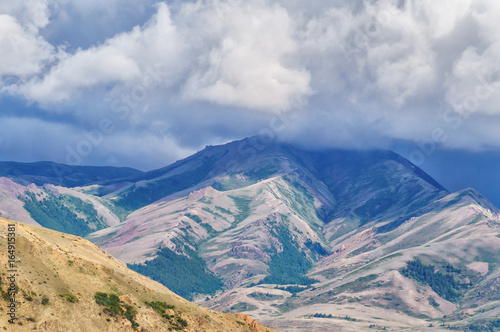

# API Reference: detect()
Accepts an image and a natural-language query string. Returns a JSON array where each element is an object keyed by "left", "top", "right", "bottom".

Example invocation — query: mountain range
[{"left": 1, "top": 136, "right": 499, "bottom": 331}]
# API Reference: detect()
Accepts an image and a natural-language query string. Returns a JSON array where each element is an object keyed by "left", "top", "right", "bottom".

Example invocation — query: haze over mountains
[{"left": 1, "top": 136, "right": 499, "bottom": 331}]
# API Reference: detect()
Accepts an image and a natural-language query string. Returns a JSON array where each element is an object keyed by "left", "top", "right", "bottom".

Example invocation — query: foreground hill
[{"left": 0, "top": 217, "right": 274, "bottom": 331}]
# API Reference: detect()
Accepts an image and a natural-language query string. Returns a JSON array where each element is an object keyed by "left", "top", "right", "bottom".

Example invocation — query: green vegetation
[
  {"left": 99, "top": 199, "right": 130, "bottom": 222},
  {"left": 273, "top": 178, "right": 318, "bottom": 223},
  {"left": 229, "top": 195, "right": 252, "bottom": 224},
  {"left": 144, "top": 301, "right": 187, "bottom": 330},
  {"left": 94, "top": 292, "right": 138, "bottom": 328},
  {"left": 248, "top": 292, "right": 284, "bottom": 301},
  {"left": 230, "top": 302, "right": 258, "bottom": 312},
  {"left": 116, "top": 158, "right": 215, "bottom": 211},
  {"left": 0, "top": 281, "right": 15, "bottom": 302},
  {"left": 463, "top": 319, "right": 500, "bottom": 331},
  {"left": 22, "top": 192, "right": 105, "bottom": 236},
  {"left": 274, "top": 285, "right": 310, "bottom": 294},
  {"left": 59, "top": 293, "right": 79, "bottom": 303},
  {"left": 304, "top": 239, "right": 329, "bottom": 256},
  {"left": 41, "top": 297, "right": 49, "bottom": 305},
  {"left": 144, "top": 301, "right": 175, "bottom": 317},
  {"left": 185, "top": 213, "right": 216, "bottom": 234},
  {"left": 428, "top": 296, "right": 440, "bottom": 308},
  {"left": 312, "top": 313, "right": 356, "bottom": 321},
  {"left": 185, "top": 213, "right": 202, "bottom": 224},
  {"left": 259, "top": 223, "right": 317, "bottom": 286},
  {"left": 128, "top": 244, "right": 222, "bottom": 300},
  {"left": 401, "top": 259, "right": 467, "bottom": 302},
  {"left": 312, "top": 313, "right": 333, "bottom": 318}
]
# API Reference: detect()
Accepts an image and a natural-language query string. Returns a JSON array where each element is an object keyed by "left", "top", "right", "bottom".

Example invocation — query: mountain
[
  {"left": 0, "top": 161, "right": 143, "bottom": 187},
  {"left": 0, "top": 177, "right": 126, "bottom": 237},
  {"left": 0, "top": 161, "right": 144, "bottom": 237},
  {"left": 0, "top": 217, "right": 275, "bottom": 331},
  {"left": 1, "top": 137, "right": 500, "bottom": 331}
]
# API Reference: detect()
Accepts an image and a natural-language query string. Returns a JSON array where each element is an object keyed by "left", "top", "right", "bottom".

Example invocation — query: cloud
[
  {"left": 180, "top": 0, "right": 312, "bottom": 112},
  {"left": 0, "top": 13, "right": 53, "bottom": 79},
  {"left": 15, "top": 3, "right": 185, "bottom": 104},
  {"left": 2, "top": 0, "right": 500, "bottom": 169}
]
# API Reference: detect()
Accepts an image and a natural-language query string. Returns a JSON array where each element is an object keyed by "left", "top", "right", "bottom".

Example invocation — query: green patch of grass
[
  {"left": 273, "top": 178, "right": 318, "bottom": 224},
  {"left": 145, "top": 301, "right": 175, "bottom": 317},
  {"left": 59, "top": 293, "right": 79, "bottom": 303},
  {"left": 229, "top": 196, "right": 252, "bottom": 224},
  {"left": 94, "top": 292, "right": 138, "bottom": 329}
]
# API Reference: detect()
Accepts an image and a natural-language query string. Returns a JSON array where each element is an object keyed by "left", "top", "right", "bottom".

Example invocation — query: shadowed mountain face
[
  {"left": 1, "top": 137, "right": 499, "bottom": 331},
  {"left": 109, "top": 137, "right": 448, "bottom": 219},
  {"left": 0, "top": 161, "right": 143, "bottom": 187}
]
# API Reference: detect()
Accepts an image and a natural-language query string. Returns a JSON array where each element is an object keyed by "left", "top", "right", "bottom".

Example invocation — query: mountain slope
[
  {"left": 0, "top": 217, "right": 274, "bottom": 331},
  {"left": 85, "top": 139, "right": 449, "bottom": 303},
  {"left": 0, "top": 161, "right": 143, "bottom": 187},
  {"left": 106, "top": 138, "right": 447, "bottom": 219},
  {"left": 254, "top": 189, "right": 500, "bottom": 331},
  {"left": 0, "top": 177, "right": 124, "bottom": 236},
  {"left": 84, "top": 138, "right": 500, "bottom": 331}
]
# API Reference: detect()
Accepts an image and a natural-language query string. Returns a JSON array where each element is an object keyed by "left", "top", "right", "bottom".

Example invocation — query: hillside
[{"left": 0, "top": 217, "right": 275, "bottom": 331}]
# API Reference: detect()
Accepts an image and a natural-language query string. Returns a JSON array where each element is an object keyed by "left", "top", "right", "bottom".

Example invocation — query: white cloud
[
  {"left": 180, "top": 0, "right": 311, "bottom": 112},
  {"left": 16, "top": 3, "right": 185, "bottom": 104},
  {"left": 0, "top": 13, "right": 53, "bottom": 79},
  {"left": 0, "top": 0, "right": 51, "bottom": 30}
]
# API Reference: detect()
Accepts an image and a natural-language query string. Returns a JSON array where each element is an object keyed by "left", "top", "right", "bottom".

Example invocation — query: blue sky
[{"left": 0, "top": 0, "right": 499, "bottom": 206}]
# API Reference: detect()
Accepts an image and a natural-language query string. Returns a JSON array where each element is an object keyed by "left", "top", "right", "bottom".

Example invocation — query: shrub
[{"left": 60, "top": 293, "right": 79, "bottom": 303}]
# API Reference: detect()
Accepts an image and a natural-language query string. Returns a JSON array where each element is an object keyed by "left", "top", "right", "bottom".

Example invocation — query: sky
[{"left": 0, "top": 0, "right": 499, "bottom": 205}]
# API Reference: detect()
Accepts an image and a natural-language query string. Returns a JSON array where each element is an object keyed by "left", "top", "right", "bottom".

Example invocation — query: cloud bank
[{"left": 1, "top": 0, "right": 500, "bottom": 169}]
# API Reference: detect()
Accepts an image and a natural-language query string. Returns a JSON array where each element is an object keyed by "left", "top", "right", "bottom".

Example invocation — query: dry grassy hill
[{"left": 0, "top": 217, "right": 276, "bottom": 332}]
